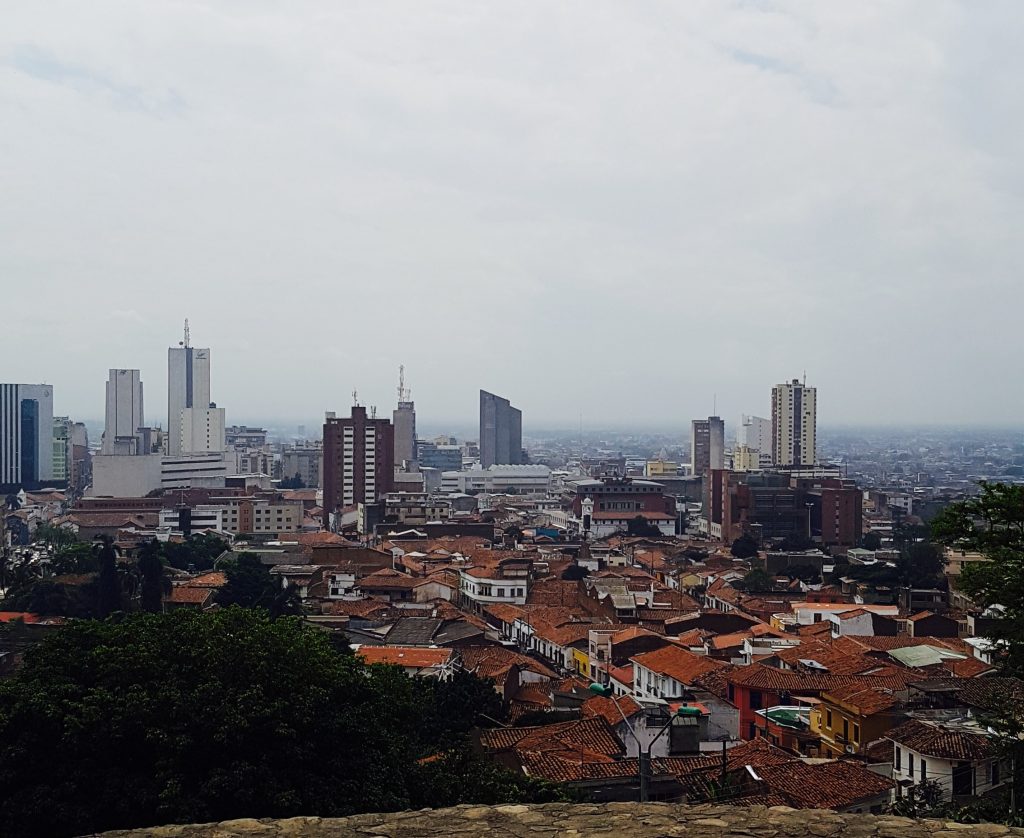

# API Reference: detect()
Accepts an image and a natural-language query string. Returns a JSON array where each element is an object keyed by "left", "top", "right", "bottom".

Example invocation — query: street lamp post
[{"left": 589, "top": 683, "right": 699, "bottom": 802}]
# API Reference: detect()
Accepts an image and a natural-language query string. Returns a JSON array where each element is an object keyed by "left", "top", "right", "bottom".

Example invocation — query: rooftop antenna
[
  {"left": 803, "top": 370, "right": 806, "bottom": 386},
  {"left": 713, "top": 393, "right": 717, "bottom": 416},
  {"left": 370, "top": 405, "right": 377, "bottom": 419},
  {"left": 397, "top": 365, "right": 409, "bottom": 402},
  {"left": 180, "top": 318, "right": 190, "bottom": 348},
  {"left": 352, "top": 389, "right": 359, "bottom": 406}
]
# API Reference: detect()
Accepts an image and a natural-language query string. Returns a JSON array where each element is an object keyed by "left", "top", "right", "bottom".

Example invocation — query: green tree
[
  {"left": 0, "top": 609, "right": 556, "bottom": 837},
  {"left": 215, "top": 553, "right": 301, "bottom": 617},
  {"left": 861, "top": 531, "right": 882, "bottom": 551},
  {"left": 137, "top": 539, "right": 166, "bottom": 614},
  {"left": 730, "top": 533, "right": 758, "bottom": 559},
  {"left": 33, "top": 523, "right": 77, "bottom": 553},
  {"left": 95, "top": 535, "right": 121, "bottom": 618},
  {"left": 932, "top": 482, "right": 1024, "bottom": 678},
  {"left": 49, "top": 542, "right": 99, "bottom": 576},
  {"left": 161, "top": 533, "right": 229, "bottom": 571},
  {"left": 741, "top": 568, "right": 773, "bottom": 593}
]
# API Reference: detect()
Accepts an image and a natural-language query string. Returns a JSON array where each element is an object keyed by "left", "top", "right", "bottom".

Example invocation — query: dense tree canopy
[
  {"left": 0, "top": 608, "right": 564, "bottom": 837},
  {"left": 932, "top": 483, "right": 1024, "bottom": 679},
  {"left": 215, "top": 552, "right": 302, "bottom": 617},
  {"left": 730, "top": 533, "right": 759, "bottom": 559}
]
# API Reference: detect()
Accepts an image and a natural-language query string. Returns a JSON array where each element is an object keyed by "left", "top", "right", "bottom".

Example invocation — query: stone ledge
[{"left": 92, "top": 802, "right": 1024, "bottom": 837}]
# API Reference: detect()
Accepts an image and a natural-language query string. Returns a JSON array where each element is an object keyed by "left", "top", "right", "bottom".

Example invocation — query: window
[
  {"left": 853, "top": 723, "right": 860, "bottom": 743},
  {"left": 826, "top": 709, "right": 832, "bottom": 728},
  {"left": 749, "top": 690, "right": 762, "bottom": 710},
  {"left": 842, "top": 719, "right": 849, "bottom": 741},
  {"left": 920, "top": 759, "right": 927, "bottom": 782},
  {"left": 993, "top": 760, "right": 1000, "bottom": 786},
  {"left": 895, "top": 747, "right": 901, "bottom": 770},
  {"left": 908, "top": 753, "right": 914, "bottom": 776}
]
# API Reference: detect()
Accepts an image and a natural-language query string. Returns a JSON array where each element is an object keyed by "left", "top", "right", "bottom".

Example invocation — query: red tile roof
[
  {"left": 754, "top": 760, "right": 895, "bottom": 809},
  {"left": 581, "top": 694, "right": 642, "bottom": 727},
  {"left": 631, "top": 645, "right": 729, "bottom": 685},
  {"left": 165, "top": 586, "right": 214, "bottom": 605},
  {"left": 820, "top": 683, "right": 898, "bottom": 716},
  {"left": 460, "top": 646, "right": 556, "bottom": 682},
  {"left": 886, "top": 718, "right": 993, "bottom": 761},
  {"left": 356, "top": 646, "right": 454, "bottom": 669}
]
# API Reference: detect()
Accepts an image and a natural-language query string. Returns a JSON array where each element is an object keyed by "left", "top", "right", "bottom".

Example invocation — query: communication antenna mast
[
  {"left": 183, "top": 318, "right": 190, "bottom": 348},
  {"left": 370, "top": 405, "right": 377, "bottom": 419},
  {"left": 397, "top": 365, "right": 409, "bottom": 402},
  {"left": 352, "top": 389, "right": 359, "bottom": 406}
]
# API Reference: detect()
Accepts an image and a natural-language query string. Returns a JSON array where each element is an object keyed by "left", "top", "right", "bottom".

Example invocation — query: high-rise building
[
  {"left": 393, "top": 368, "right": 416, "bottom": 466},
  {"left": 167, "top": 331, "right": 212, "bottom": 457},
  {"left": 102, "top": 368, "right": 145, "bottom": 455},
  {"left": 52, "top": 416, "right": 71, "bottom": 483},
  {"left": 0, "top": 383, "right": 54, "bottom": 487},
  {"left": 772, "top": 378, "right": 817, "bottom": 466},
  {"left": 322, "top": 405, "right": 395, "bottom": 515},
  {"left": 180, "top": 405, "right": 226, "bottom": 454},
  {"left": 739, "top": 415, "right": 771, "bottom": 455},
  {"left": 479, "top": 390, "right": 522, "bottom": 468},
  {"left": 690, "top": 416, "right": 725, "bottom": 475}
]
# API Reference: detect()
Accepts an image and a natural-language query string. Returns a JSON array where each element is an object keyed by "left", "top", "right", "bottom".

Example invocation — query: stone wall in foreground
[{"left": 94, "top": 802, "right": 1023, "bottom": 838}]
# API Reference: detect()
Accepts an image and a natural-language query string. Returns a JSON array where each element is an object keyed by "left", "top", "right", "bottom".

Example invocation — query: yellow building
[
  {"left": 812, "top": 684, "right": 902, "bottom": 758},
  {"left": 646, "top": 460, "right": 680, "bottom": 478},
  {"left": 571, "top": 647, "right": 591, "bottom": 679}
]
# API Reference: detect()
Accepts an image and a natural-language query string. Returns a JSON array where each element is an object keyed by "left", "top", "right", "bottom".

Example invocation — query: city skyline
[{"left": 5, "top": 4, "right": 1024, "bottom": 427}]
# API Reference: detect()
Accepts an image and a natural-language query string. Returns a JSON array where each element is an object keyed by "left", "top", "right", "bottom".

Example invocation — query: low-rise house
[
  {"left": 631, "top": 645, "right": 730, "bottom": 701},
  {"left": 753, "top": 704, "right": 818, "bottom": 755},
  {"left": 354, "top": 645, "right": 457, "bottom": 679},
  {"left": 813, "top": 684, "right": 903, "bottom": 758},
  {"left": 887, "top": 716, "right": 1006, "bottom": 802},
  {"left": 478, "top": 716, "right": 681, "bottom": 801},
  {"left": 906, "top": 611, "right": 960, "bottom": 639},
  {"left": 355, "top": 568, "right": 420, "bottom": 603},
  {"left": 662, "top": 739, "right": 894, "bottom": 812}
]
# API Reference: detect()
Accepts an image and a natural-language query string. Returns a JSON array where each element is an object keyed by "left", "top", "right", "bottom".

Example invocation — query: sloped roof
[
  {"left": 754, "top": 760, "right": 894, "bottom": 809},
  {"left": 581, "top": 694, "right": 643, "bottom": 727},
  {"left": 631, "top": 645, "right": 728, "bottom": 685},
  {"left": 384, "top": 617, "right": 442, "bottom": 646},
  {"left": 356, "top": 645, "right": 454, "bottom": 669},
  {"left": 886, "top": 717, "right": 993, "bottom": 760},
  {"left": 820, "top": 683, "right": 898, "bottom": 716}
]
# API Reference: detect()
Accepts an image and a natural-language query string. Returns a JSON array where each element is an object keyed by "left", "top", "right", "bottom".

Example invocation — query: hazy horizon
[{"left": 5, "top": 3, "right": 1024, "bottom": 426}]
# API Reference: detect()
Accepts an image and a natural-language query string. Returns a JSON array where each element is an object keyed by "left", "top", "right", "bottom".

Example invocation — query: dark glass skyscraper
[{"left": 479, "top": 390, "right": 522, "bottom": 468}]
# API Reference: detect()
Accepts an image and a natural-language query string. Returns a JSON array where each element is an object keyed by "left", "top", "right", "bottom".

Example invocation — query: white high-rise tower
[
  {"left": 771, "top": 378, "right": 817, "bottom": 467},
  {"left": 167, "top": 321, "right": 213, "bottom": 456}
]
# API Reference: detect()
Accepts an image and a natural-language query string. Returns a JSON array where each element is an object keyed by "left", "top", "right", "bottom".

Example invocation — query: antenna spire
[
  {"left": 352, "top": 389, "right": 359, "bottom": 406},
  {"left": 397, "top": 365, "right": 409, "bottom": 402},
  {"left": 183, "top": 318, "right": 190, "bottom": 348}
]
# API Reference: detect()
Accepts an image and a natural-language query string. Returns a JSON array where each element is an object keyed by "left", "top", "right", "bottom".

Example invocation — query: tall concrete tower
[
  {"left": 690, "top": 416, "right": 725, "bottom": 475},
  {"left": 393, "top": 365, "right": 417, "bottom": 467},
  {"left": 479, "top": 390, "right": 522, "bottom": 468},
  {"left": 167, "top": 320, "right": 212, "bottom": 456},
  {"left": 772, "top": 378, "right": 817, "bottom": 466},
  {"left": 102, "top": 369, "right": 145, "bottom": 455}
]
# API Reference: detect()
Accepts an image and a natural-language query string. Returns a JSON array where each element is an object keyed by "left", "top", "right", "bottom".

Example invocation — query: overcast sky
[{"left": 3, "top": 2, "right": 1023, "bottom": 433}]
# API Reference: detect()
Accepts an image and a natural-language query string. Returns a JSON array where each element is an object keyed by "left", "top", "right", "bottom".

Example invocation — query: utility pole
[{"left": 720, "top": 737, "right": 727, "bottom": 790}]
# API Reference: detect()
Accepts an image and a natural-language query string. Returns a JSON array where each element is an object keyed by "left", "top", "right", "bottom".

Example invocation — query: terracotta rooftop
[
  {"left": 887, "top": 717, "right": 993, "bottom": 761},
  {"left": 165, "top": 586, "right": 214, "bottom": 605},
  {"left": 631, "top": 645, "right": 729, "bottom": 685},
  {"left": 356, "top": 646, "right": 454, "bottom": 669},
  {"left": 460, "top": 646, "right": 556, "bottom": 682},
  {"left": 581, "top": 694, "right": 642, "bottom": 727},
  {"left": 754, "top": 760, "right": 895, "bottom": 809},
  {"left": 821, "top": 683, "right": 899, "bottom": 716}
]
